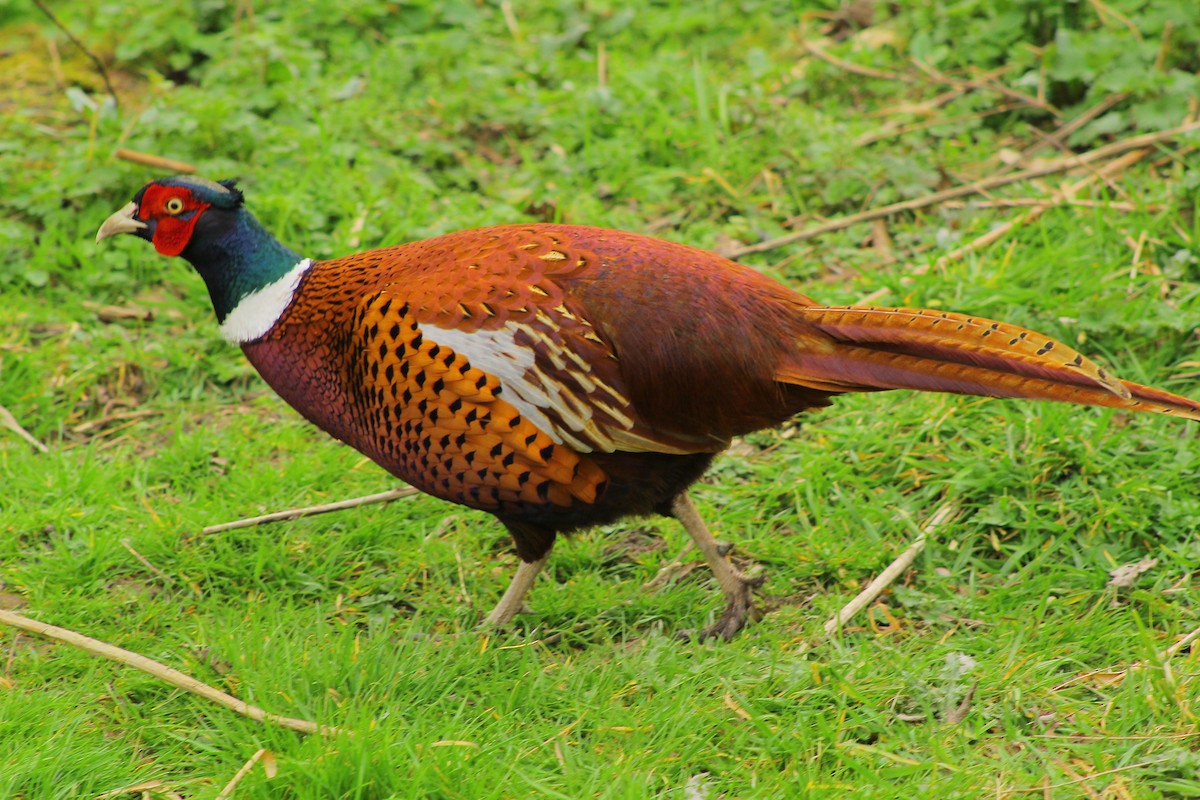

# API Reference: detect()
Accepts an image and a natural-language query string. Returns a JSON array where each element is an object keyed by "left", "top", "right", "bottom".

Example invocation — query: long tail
[{"left": 777, "top": 306, "right": 1200, "bottom": 421}]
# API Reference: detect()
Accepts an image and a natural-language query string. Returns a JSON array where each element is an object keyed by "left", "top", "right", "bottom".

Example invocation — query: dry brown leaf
[
  {"left": 1055, "top": 668, "right": 1128, "bottom": 691},
  {"left": 1107, "top": 558, "right": 1158, "bottom": 589},
  {"left": 945, "top": 681, "right": 977, "bottom": 725},
  {"left": 723, "top": 690, "right": 753, "bottom": 721},
  {"left": 82, "top": 301, "right": 154, "bottom": 323}
]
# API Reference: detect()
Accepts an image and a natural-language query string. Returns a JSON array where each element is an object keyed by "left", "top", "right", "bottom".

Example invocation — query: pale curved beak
[{"left": 95, "top": 201, "right": 148, "bottom": 243}]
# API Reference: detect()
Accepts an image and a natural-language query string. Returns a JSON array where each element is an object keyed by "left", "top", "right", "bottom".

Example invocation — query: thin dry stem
[
  {"left": 729, "top": 121, "right": 1200, "bottom": 257},
  {"left": 1019, "top": 93, "right": 1129, "bottom": 160},
  {"left": 82, "top": 301, "right": 155, "bottom": 323},
  {"left": 215, "top": 749, "right": 274, "bottom": 799},
  {"left": 824, "top": 504, "right": 957, "bottom": 635},
  {"left": 911, "top": 57, "right": 1058, "bottom": 116},
  {"left": 1161, "top": 622, "right": 1200, "bottom": 660},
  {"left": 934, "top": 146, "right": 1149, "bottom": 268},
  {"left": 500, "top": 0, "right": 520, "bottom": 41},
  {"left": 119, "top": 538, "right": 176, "bottom": 586},
  {"left": 867, "top": 66, "right": 1010, "bottom": 120},
  {"left": 0, "top": 609, "right": 339, "bottom": 736},
  {"left": 202, "top": 487, "right": 419, "bottom": 534},
  {"left": 114, "top": 148, "right": 197, "bottom": 174},
  {"left": 931, "top": 115, "right": 1185, "bottom": 275},
  {"left": 804, "top": 37, "right": 1049, "bottom": 115},
  {"left": 854, "top": 103, "right": 1021, "bottom": 147},
  {"left": 643, "top": 541, "right": 696, "bottom": 592},
  {"left": 32, "top": 0, "right": 119, "bottom": 109},
  {"left": 1010, "top": 757, "right": 1173, "bottom": 794},
  {"left": 0, "top": 404, "right": 49, "bottom": 453},
  {"left": 800, "top": 39, "right": 910, "bottom": 82},
  {"left": 939, "top": 197, "right": 1150, "bottom": 213},
  {"left": 93, "top": 780, "right": 185, "bottom": 799},
  {"left": 73, "top": 409, "right": 161, "bottom": 436},
  {"left": 1049, "top": 620, "right": 1200, "bottom": 695}
]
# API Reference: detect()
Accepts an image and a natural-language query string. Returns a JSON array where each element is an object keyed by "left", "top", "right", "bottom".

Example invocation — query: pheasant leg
[
  {"left": 483, "top": 553, "right": 550, "bottom": 627},
  {"left": 671, "top": 493, "right": 764, "bottom": 640}
]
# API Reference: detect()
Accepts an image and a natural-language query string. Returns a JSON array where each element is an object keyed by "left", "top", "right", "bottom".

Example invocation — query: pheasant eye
[{"left": 165, "top": 197, "right": 185, "bottom": 214}]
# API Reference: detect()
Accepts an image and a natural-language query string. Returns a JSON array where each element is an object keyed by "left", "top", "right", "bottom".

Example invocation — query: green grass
[{"left": 3, "top": 0, "right": 1200, "bottom": 796}]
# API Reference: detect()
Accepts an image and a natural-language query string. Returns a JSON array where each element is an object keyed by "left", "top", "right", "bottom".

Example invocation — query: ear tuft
[{"left": 217, "top": 179, "right": 245, "bottom": 206}]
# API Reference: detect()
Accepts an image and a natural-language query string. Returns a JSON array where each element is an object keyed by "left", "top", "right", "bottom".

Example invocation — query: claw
[{"left": 695, "top": 570, "right": 765, "bottom": 641}]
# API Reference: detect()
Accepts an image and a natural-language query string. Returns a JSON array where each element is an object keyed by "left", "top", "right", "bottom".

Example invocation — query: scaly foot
[
  {"left": 670, "top": 493, "right": 767, "bottom": 640},
  {"left": 482, "top": 555, "right": 548, "bottom": 628},
  {"left": 695, "top": 567, "right": 765, "bottom": 641}
]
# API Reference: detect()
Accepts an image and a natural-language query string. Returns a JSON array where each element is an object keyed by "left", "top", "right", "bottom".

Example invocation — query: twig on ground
[
  {"left": 1160, "top": 622, "right": 1200, "bottom": 660},
  {"left": 911, "top": 57, "right": 1058, "bottom": 117},
  {"left": 867, "top": 66, "right": 1011, "bottom": 120},
  {"left": 82, "top": 300, "right": 155, "bottom": 323},
  {"left": 934, "top": 146, "right": 1149, "bottom": 269},
  {"left": 1033, "top": 732, "right": 1200, "bottom": 742},
  {"left": 1010, "top": 757, "right": 1174, "bottom": 794},
  {"left": 0, "top": 609, "right": 338, "bottom": 736},
  {"left": 72, "top": 408, "right": 161, "bottom": 435},
  {"left": 643, "top": 542, "right": 696, "bottom": 592},
  {"left": 803, "top": 38, "right": 1050, "bottom": 116},
  {"left": 728, "top": 121, "right": 1200, "bottom": 258},
  {"left": 44, "top": 36, "right": 65, "bottom": 87},
  {"left": 114, "top": 149, "right": 197, "bottom": 174},
  {"left": 119, "top": 538, "right": 176, "bottom": 586},
  {"left": 0, "top": 404, "right": 49, "bottom": 453},
  {"left": 870, "top": 218, "right": 894, "bottom": 261},
  {"left": 939, "top": 197, "right": 1151, "bottom": 213},
  {"left": 1152, "top": 143, "right": 1198, "bottom": 171},
  {"left": 202, "top": 487, "right": 420, "bottom": 534},
  {"left": 824, "top": 504, "right": 957, "bottom": 635},
  {"left": 938, "top": 106, "right": 1200, "bottom": 271},
  {"left": 93, "top": 779, "right": 186, "bottom": 799},
  {"left": 215, "top": 749, "right": 276, "bottom": 799},
  {"left": 1019, "top": 93, "right": 1130, "bottom": 161},
  {"left": 855, "top": 103, "right": 1022, "bottom": 147},
  {"left": 31, "top": 0, "right": 119, "bottom": 109},
  {"left": 799, "top": 39, "right": 911, "bottom": 82},
  {"left": 1051, "top": 620, "right": 1200, "bottom": 693}
]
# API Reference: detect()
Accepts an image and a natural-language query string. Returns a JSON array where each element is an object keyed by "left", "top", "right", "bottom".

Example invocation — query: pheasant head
[{"left": 97, "top": 176, "right": 303, "bottom": 338}]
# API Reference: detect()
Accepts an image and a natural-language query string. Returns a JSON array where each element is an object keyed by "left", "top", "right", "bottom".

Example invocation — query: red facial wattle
[{"left": 137, "top": 184, "right": 211, "bottom": 257}]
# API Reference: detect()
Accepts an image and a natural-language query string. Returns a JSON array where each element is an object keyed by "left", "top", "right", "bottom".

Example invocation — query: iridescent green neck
[{"left": 181, "top": 206, "right": 303, "bottom": 324}]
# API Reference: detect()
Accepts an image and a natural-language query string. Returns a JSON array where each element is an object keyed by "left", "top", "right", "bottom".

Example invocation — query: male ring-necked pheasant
[{"left": 98, "top": 175, "right": 1200, "bottom": 639}]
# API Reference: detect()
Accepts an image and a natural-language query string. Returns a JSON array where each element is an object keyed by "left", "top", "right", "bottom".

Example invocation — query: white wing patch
[
  {"left": 424, "top": 316, "right": 660, "bottom": 453},
  {"left": 219, "top": 258, "right": 313, "bottom": 343}
]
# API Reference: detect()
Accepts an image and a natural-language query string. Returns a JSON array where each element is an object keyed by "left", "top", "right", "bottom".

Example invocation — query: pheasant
[{"left": 97, "top": 175, "right": 1200, "bottom": 639}]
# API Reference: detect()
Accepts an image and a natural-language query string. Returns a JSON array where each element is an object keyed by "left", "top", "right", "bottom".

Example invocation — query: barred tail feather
[
  {"left": 1121, "top": 380, "right": 1200, "bottom": 420},
  {"left": 777, "top": 305, "right": 1200, "bottom": 422}
]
